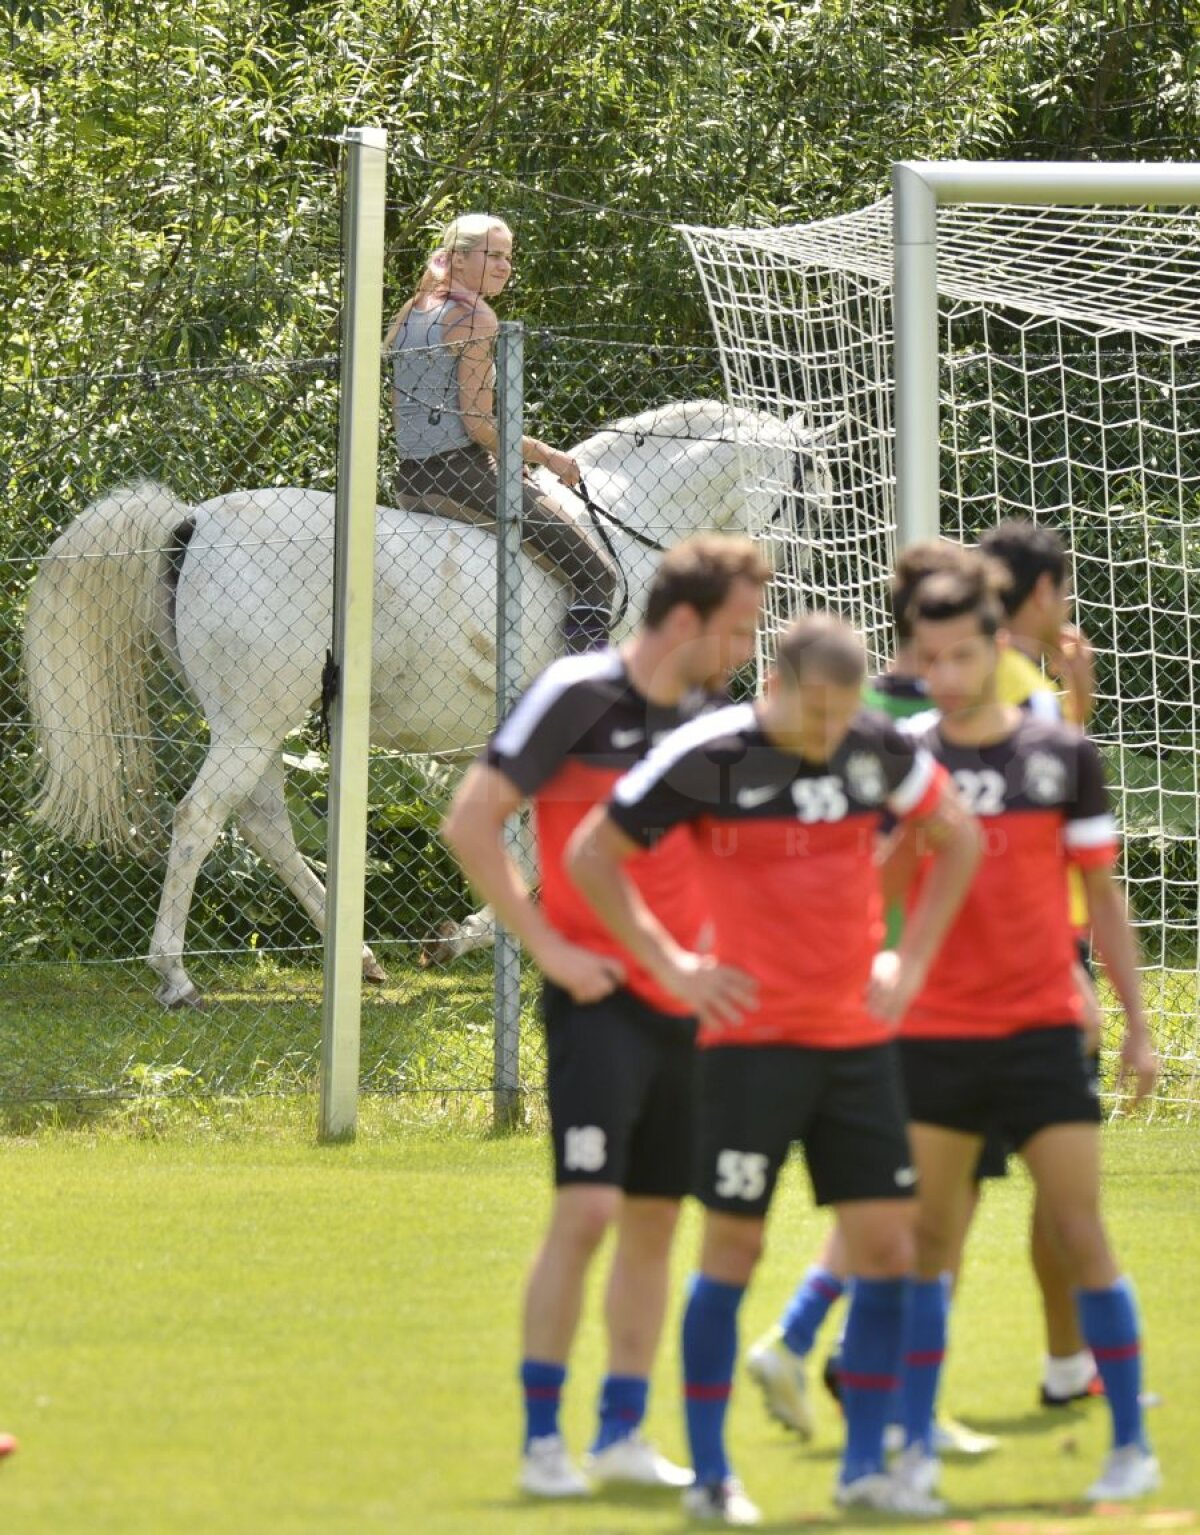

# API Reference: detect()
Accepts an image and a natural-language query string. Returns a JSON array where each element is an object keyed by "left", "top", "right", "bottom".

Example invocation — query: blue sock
[
  {"left": 884, "top": 1377, "right": 903, "bottom": 1435},
  {"left": 592, "top": 1373, "right": 648, "bottom": 1452},
  {"left": 521, "top": 1359, "right": 566, "bottom": 1448},
  {"left": 900, "top": 1275, "right": 949, "bottom": 1453},
  {"left": 1078, "top": 1277, "right": 1147, "bottom": 1450},
  {"left": 682, "top": 1274, "right": 745, "bottom": 1485},
  {"left": 838, "top": 1278, "right": 906, "bottom": 1483},
  {"left": 781, "top": 1265, "right": 846, "bottom": 1358}
]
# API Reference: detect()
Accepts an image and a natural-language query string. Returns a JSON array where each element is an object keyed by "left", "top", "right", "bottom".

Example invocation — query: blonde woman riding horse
[{"left": 385, "top": 214, "right": 617, "bottom": 655}]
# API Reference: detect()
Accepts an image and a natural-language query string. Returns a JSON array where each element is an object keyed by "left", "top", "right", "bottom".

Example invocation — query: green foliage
[
  {"left": 6, "top": 0, "right": 1197, "bottom": 489},
  {"left": 3, "top": 0, "right": 1199, "bottom": 1002},
  {"left": 5, "top": 0, "right": 1196, "bottom": 500},
  {"left": 6, "top": 0, "right": 1198, "bottom": 380}
]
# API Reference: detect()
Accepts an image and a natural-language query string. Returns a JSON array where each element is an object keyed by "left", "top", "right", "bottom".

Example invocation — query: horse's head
[
  {"left": 561, "top": 401, "right": 839, "bottom": 629},
  {"left": 728, "top": 410, "right": 840, "bottom": 621},
  {"left": 775, "top": 412, "right": 839, "bottom": 533}
]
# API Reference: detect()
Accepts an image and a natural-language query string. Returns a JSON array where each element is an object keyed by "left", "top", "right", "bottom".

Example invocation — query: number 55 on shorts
[{"left": 714, "top": 1149, "right": 770, "bottom": 1201}]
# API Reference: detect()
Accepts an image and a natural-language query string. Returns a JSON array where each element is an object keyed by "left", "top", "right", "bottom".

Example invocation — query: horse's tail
[{"left": 24, "top": 479, "right": 196, "bottom": 852}]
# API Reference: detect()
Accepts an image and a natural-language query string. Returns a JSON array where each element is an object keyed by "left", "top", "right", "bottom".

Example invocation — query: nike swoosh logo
[
  {"left": 611, "top": 728, "right": 645, "bottom": 749},
  {"left": 735, "top": 783, "right": 779, "bottom": 809}
]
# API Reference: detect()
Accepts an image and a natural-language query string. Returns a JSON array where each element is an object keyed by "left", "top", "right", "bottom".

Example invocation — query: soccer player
[
  {"left": 746, "top": 542, "right": 975, "bottom": 1445},
  {"left": 892, "top": 558, "right": 1160, "bottom": 1506},
  {"left": 749, "top": 533, "right": 1099, "bottom": 1441},
  {"left": 568, "top": 614, "right": 980, "bottom": 1522},
  {"left": 862, "top": 541, "right": 964, "bottom": 732},
  {"left": 441, "top": 535, "right": 770, "bottom": 1498},
  {"left": 981, "top": 517, "right": 1106, "bottom": 1406},
  {"left": 982, "top": 518, "right": 1095, "bottom": 729}
]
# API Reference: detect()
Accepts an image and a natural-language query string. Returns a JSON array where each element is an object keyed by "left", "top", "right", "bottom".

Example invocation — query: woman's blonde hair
[
  {"left": 384, "top": 214, "right": 513, "bottom": 346},
  {"left": 435, "top": 213, "right": 513, "bottom": 260}
]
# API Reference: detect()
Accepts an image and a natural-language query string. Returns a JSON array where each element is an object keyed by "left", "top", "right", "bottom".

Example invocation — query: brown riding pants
[{"left": 393, "top": 444, "right": 617, "bottom": 613}]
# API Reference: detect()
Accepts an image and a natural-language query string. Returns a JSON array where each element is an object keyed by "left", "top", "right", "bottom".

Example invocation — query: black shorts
[
  {"left": 900, "top": 1026, "right": 1101, "bottom": 1152},
  {"left": 974, "top": 1131, "right": 1011, "bottom": 1181},
  {"left": 543, "top": 981, "right": 696, "bottom": 1198},
  {"left": 969, "top": 947, "right": 1100, "bottom": 1179},
  {"left": 973, "top": 1053, "right": 1100, "bottom": 1180},
  {"left": 694, "top": 1043, "right": 915, "bottom": 1218}
]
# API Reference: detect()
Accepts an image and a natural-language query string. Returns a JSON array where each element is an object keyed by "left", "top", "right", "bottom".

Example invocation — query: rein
[
  {"left": 573, "top": 472, "right": 665, "bottom": 629},
  {"left": 575, "top": 476, "right": 666, "bottom": 555},
  {"left": 575, "top": 474, "right": 667, "bottom": 631}
]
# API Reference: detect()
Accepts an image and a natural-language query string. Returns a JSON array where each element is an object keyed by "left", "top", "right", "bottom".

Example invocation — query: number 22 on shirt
[{"left": 952, "top": 768, "right": 1006, "bottom": 816}]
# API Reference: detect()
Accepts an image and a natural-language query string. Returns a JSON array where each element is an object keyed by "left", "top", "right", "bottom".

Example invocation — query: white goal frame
[
  {"left": 894, "top": 160, "right": 1200, "bottom": 549},
  {"left": 681, "top": 162, "right": 1200, "bottom": 1115}
]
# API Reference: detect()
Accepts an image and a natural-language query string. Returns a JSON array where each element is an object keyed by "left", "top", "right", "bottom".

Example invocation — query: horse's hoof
[
  {"left": 362, "top": 957, "right": 388, "bottom": 985},
  {"left": 154, "top": 981, "right": 207, "bottom": 1010},
  {"left": 170, "top": 993, "right": 210, "bottom": 1011},
  {"left": 419, "top": 920, "right": 459, "bottom": 969}
]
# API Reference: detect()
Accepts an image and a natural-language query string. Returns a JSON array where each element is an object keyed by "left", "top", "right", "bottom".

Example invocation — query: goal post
[
  {"left": 680, "top": 163, "right": 1200, "bottom": 1115},
  {"left": 894, "top": 160, "right": 1200, "bottom": 550}
]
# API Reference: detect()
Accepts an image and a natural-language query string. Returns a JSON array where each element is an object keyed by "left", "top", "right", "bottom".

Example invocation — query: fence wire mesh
[
  {"left": 9, "top": 0, "right": 1200, "bottom": 1119},
  {"left": 367, "top": 324, "right": 733, "bottom": 1110},
  {"left": 2, "top": 274, "right": 733, "bottom": 1114},
  {"left": 4, "top": 357, "right": 340, "bottom": 1105}
]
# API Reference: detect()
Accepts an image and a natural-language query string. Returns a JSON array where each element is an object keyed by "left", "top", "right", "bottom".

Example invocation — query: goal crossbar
[{"left": 895, "top": 160, "right": 1200, "bottom": 546}]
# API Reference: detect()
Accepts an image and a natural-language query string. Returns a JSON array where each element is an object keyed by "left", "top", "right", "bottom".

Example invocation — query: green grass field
[
  {"left": 0, "top": 1113, "right": 1196, "bottom": 1535},
  {"left": 0, "top": 952, "right": 533, "bottom": 1122},
  {"left": 0, "top": 953, "right": 1197, "bottom": 1121}
]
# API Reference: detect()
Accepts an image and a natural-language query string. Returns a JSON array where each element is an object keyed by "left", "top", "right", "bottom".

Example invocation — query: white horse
[{"left": 24, "top": 400, "right": 834, "bottom": 1007}]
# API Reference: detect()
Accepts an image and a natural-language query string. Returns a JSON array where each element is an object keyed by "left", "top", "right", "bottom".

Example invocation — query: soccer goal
[{"left": 680, "top": 163, "right": 1200, "bottom": 1114}]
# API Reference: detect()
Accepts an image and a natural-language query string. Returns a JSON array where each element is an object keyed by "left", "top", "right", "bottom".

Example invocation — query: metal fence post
[
  {"left": 494, "top": 321, "right": 525, "bottom": 1130},
  {"left": 319, "top": 126, "right": 387, "bottom": 1142}
]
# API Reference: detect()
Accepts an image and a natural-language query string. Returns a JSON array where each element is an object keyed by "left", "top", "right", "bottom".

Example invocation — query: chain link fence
[
  {"left": 8, "top": 217, "right": 1199, "bottom": 1120},
  {"left": 2, "top": 258, "right": 736, "bottom": 1116},
  {"left": 3, "top": 360, "right": 337, "bottom": 1106},
  {"left": 9, "top": 0, "right": 1200, "bottom": 1121}
]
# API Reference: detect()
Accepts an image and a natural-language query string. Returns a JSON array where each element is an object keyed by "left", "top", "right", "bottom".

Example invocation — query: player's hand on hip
[
  {"left": 1117, "top": 1030, "right": 1159, "bottom": 1106},
  {"left": 866, "top": 949, "right": 921, "bottom": 1027},
  {"left": 540, "top": 936, "right": 624, "bottom": 1003},
  {"left": 665, "top": 951, "right": 757, "bottom": 1030}
]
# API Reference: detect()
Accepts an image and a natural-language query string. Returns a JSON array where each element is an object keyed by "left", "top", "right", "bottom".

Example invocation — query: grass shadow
[{"left": 967, "top": 1405, "right": 1095, "bottom": 1439}]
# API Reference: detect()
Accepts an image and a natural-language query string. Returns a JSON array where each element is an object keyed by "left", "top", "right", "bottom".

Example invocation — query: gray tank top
[{"left": 390, "top": 302, "right": 475, "bottom": 459}]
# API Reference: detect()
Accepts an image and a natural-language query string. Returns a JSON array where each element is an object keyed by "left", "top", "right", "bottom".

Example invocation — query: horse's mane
[{"left": 598, "top": 399, "right": 803, "bottom": 451}]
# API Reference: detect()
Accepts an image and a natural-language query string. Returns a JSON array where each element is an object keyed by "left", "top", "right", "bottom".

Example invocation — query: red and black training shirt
[
  {"left": 898, "top": 712, "right": 1118, "bottom": 1039},
  {"left": 607, "top": 703, "right": 946, "bottom": 1050},
  {"left": 485, "top": 649, "right": 714, "bottom": 1016}
]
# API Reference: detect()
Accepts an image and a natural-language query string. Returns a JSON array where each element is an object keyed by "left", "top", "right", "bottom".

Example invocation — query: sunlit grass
[{"left": 0, "top": 1123, "right": 1195, "bottom": 1534}]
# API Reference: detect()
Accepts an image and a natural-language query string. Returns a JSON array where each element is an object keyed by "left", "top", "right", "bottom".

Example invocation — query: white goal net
[{"left": 682, "top": 193, "right": 1200, "bottom": 1115}]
